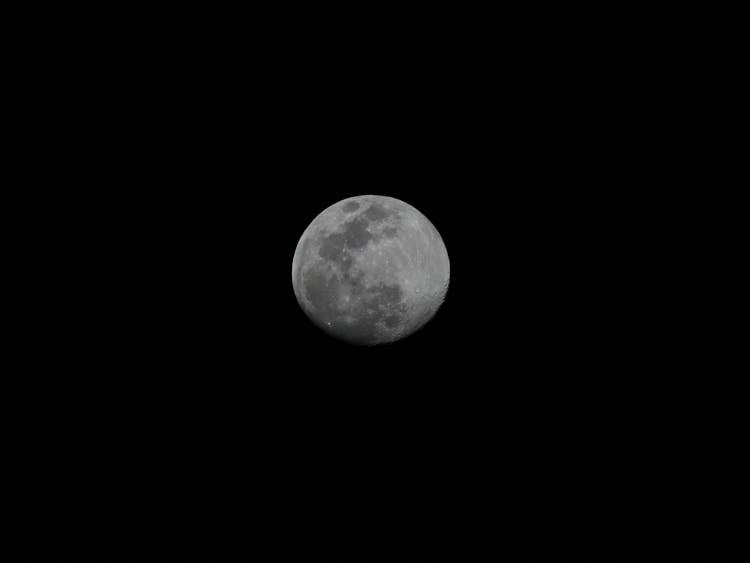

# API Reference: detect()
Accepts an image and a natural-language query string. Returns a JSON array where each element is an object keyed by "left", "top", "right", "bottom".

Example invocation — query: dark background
[{"left": 11, "top": 4, "right": 748, "bottom": 560}]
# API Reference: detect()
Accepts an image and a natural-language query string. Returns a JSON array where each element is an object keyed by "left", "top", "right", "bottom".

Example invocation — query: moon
[{"left": 292, "top": 195, "right": 450, "bottom": 345}]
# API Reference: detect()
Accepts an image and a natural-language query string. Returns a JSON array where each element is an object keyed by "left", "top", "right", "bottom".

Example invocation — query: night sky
[{"left": 11, "top": 5, "right": 748, "bottom": 560}]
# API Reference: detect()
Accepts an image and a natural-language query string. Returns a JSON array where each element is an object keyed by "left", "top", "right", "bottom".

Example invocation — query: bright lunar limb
[{"left": 292, "top": 195, "right": 450, "bottom": 345}]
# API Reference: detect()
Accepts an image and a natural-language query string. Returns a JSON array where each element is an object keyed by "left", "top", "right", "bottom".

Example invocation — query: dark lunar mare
[
  {"left": 363, "top": 203, "right": 392, "bottom": 222},
  {"left": 302, "top": 266, "right": 341, "bottom": 321},
  {"left": 303, "top": 267, "right": 405, "bottom": 343},
  {"left": 362, "top": 282, "right": 406, "bottom": 328},
  {"left": 332, "top": 281, "right": 405, "bottom": 344},
  {"left": 318, "top": 216, "right": 371, "bottom": 259}
]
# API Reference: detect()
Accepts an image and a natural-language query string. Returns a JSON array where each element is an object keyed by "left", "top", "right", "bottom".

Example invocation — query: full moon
[{"left": 292, "top": 195, "right": 450, "bottom": 345}]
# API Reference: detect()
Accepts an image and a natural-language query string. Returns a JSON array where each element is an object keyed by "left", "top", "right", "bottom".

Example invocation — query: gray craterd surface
[{"left": 292, "top": 195, "right": 450, "bottom": 345}]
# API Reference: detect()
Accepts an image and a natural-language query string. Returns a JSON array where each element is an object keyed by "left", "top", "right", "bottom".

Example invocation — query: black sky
[{"left": 11, "top": 4, "right": 748, "bottom": 560}]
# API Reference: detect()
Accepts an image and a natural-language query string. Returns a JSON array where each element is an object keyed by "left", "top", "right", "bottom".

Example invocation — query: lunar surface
[{"left": 292, "top": 195, "right": 450, "bottom": 345}]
